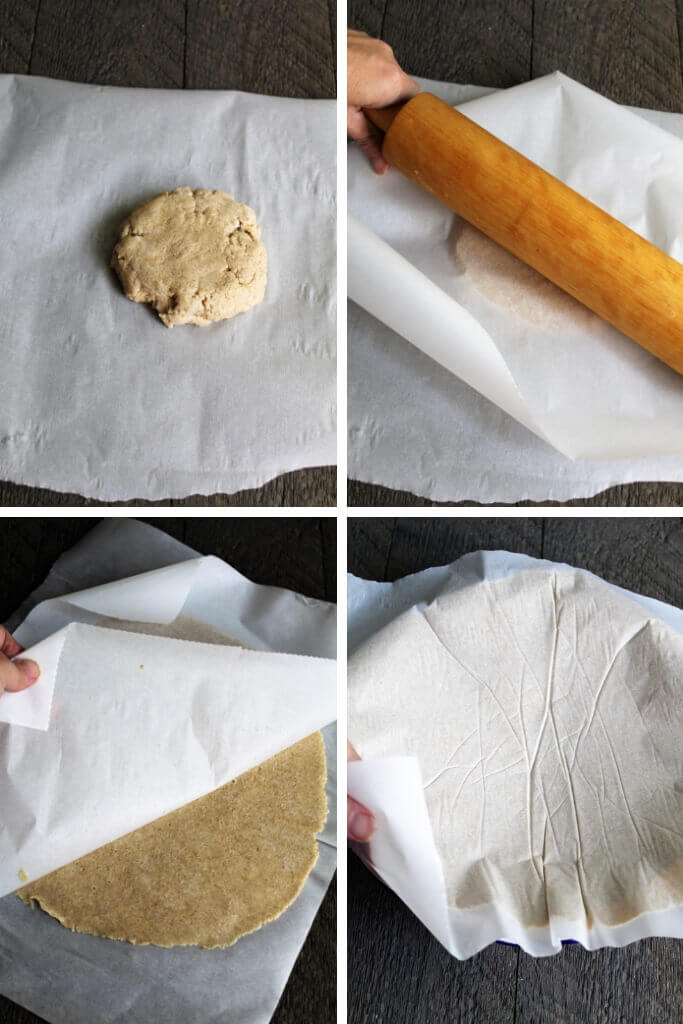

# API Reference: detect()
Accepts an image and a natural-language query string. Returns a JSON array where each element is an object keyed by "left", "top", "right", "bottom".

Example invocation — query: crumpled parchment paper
[
  {"left": 0, "top": 75, "right": 336, "bottom": 500},
  {"left": 348, "top": 552, "right": 683, "bottom": 957}
]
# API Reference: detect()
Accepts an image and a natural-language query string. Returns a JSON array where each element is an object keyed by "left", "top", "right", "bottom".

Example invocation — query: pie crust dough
[
  {"left": 110, "top": 187, "right": 267, "bottom": 327},
  {"left": 17, "top": 615, "right": 326, "bottom": 947},
  {"left": 18, "top": 732, "right": 327, "bottom": 948}
]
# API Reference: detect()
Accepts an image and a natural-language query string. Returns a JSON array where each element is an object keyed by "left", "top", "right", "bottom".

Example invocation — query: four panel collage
[{"left": 0, "top": 3, "right": 681, "bottom": 1024}]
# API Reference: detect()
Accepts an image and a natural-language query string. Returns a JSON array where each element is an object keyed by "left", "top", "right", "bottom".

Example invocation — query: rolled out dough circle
[
  {"left": 17, "top": 617, "right": 327, "bottom": 948},
  {"left": 110, "top": 187, "right": 267, "bottom": 327},
  {"left": 349, "top": 568, "right": 683, "bottom": 930}
]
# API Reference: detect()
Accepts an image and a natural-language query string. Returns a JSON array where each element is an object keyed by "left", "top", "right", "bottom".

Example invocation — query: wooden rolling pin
[{"left": 365, "top": 94, "right": 683, "bottom": 375}]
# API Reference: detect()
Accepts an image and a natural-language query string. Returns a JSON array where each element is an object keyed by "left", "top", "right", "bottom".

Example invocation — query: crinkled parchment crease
[
  {"left": 349, "top": 569, "right": 683, "bottom": 929},
  {"left": 16, "top": 617, "right": 327, "bottom": 947}
]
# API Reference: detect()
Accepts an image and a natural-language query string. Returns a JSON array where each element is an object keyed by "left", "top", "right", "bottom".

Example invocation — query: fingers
[
  {"left": 0, "top": 626, "right": 38, "bottom": 696},
  {"left": 347, "top": 30, "right": 420, "bottom": 173},
  {"left": 347, "top": 742, "right": 376, "bottom": 840},
  {"left": 0, "top": 652, "right": 40, "bottom": 695},
  {"left": 348, "top": 795, "right": 376, "bottom": 842},
  {"left": 0, "top": 624, "right": 23, "bottom": 659},
  {"left": 347, "top": 109, "right": 390, "bottom": 174}
]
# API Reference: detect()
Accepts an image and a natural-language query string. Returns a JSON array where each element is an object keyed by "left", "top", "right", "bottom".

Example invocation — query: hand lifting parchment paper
[{"left": 0, "top": 521, "right": 337, "bottom": 1024}]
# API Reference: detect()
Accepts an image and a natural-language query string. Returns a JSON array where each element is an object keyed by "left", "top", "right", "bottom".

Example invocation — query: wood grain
[
  {"left": 186, "top": 0, "right": 336, "bottom": 96},
  {"left": 183, "top": 515, "right": 332, "bottom": 599},
  {"left": 0, "top": 517, "right": 336, "bottom": 1024},
  {"left": 347, "top": 515, "right": 683, "bottom": 1024},
  {"left": 0, "top": 518, "right": 51, "bottom": 621},
  {"left": 0, "top": 1002, "right": 46, "bottom": 1024},
  {"left": 349, "top": 853, "right": 518, "bottom": 1024},
  {"left": 347, "top": 515, "right": 396, "bottom": 579},
  {"left": 348, "top": 480, "right": 683, "bottom": 508},
  {"left": 30, "top": 0, "right": 185, "bottom": 87},
  {"left": 348, "top": 0, "right": 386, "bottom": 38},
  {"left": 347, "top": 0, "right": 683, "bottom": 506},
  {"left": 515, "top": 940, "right": 683, "bottom": 1024},
  {"left": 386, "top": 515, "right": 544, "bottom": 579},
  {"left": 542, "top": 516, "right": 682, "bottom": 604},
  {"left": 533, "top": 0, "right": 683, "bottom": 112},
  {"left": 0, "top": 0, "right": 39, "bottom": 74},
  {"left": 382, "top": 0, "right": 533, "bottom": 86},
  {"left": 0, "top": 466, "right": 336, "bottom": 508},
  {"left": 273, "top": 877, "right": 336, "bottom": 1024}
]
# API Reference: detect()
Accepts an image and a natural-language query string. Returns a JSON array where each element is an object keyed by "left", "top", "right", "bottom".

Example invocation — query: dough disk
[
  {"left": 17, "top": 617, "right": 327, "bottom": 948},
  {"left": 110, "top": 187, "right": 267, "bottom": 327},
  {"left": 451, "top": 219, "right": 593, "bottom": 330},
  {"left": 349, "top": 569, "right": 683, "bottom": 929}
]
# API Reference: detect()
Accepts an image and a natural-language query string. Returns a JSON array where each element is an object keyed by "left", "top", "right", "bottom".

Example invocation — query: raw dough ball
[
  {"left": 110, "top": 187, "right": 267, "bottom": 327},
  {"left": 17, "top": 732, "right": 327, "bottom": 948}
]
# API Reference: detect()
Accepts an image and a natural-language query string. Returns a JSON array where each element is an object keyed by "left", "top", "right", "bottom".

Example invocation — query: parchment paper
[
  {"left": 348, "top": 74, "right": 683, "bottom": 502},
  {"left": 347, "top": 553, "right": 683, "bottom": 957},
  {"left": 0, "top": 520, "right": 337, "bottom": 1024},
  {"left": 0, "top": 75, "right": 336, "bottom": 500}
]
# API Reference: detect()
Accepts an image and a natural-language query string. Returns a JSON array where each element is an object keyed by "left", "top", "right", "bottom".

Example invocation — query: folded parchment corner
[{"left": 0, "top": 625, "right": 72, "bottom": 731}]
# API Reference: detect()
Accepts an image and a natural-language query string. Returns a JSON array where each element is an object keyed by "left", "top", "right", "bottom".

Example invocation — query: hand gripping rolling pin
[{"left": 365, "top": 94, "right": 683, "bottom": 376}]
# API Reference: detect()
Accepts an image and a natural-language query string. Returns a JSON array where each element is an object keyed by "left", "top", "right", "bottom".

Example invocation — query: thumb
[
  {"left": 348, "top": 795, "right": 376, "bottom": 841},
  {"left": 0, "top": 653, "right": 40, "bottom": 695}
]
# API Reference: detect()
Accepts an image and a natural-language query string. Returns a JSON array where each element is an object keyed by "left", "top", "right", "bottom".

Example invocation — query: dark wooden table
[
  {"left": 348, "top": 515, "right": 683, "bottom": 1024},
  {"left": 0, "top": 0, "right": 337, "bottom": 507},
  {"left": 348, "top": 0, "right": 683, "bottom": 507},
  {"left": 0, "top": 516, "right": 336, "bottom": 1024}
]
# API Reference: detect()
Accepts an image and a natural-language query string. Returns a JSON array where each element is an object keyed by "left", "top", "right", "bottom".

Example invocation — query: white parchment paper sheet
[
  {"left": 0, "top": 520, "right": 337, "bottom": 1024},
  {"left": 348, "top": 74, "right": 683, "bottom": 501},
  {"left": 0, "top": 623, "right": 335, "bottom": 890},
  {"left": 347, "top": 552, "right": 683, "bottom": 957},
  {"left": 0, "top": 76, "right": 336, "bottom": 500}
]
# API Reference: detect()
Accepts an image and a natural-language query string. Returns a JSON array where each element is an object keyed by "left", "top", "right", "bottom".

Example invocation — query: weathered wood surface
[
  {"left": 0, "top": 466, "right": 337, "bottom": 508},
  {"left": 0, "top": 517, "right": 336, "bottom": 1023},
  {"left": 347, "top": 515, "right": 682, "bottom": 1024},
  {"left": 347, "top": 0, "right": 683, "bottom": 506},
  {"left": 0, "top": 0, "right": 336, "bottom": 507},
  {"left": 348, "top": 480, "right": 683, "bottom": 507}
]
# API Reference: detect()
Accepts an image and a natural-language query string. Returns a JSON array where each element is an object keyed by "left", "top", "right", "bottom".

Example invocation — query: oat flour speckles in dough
[
  {"left": 451, "top": 220, "right": 593, "bottom": 330},
  {"left": 16, "top": 619, "right": 327, "bottom": 948},
  {"left": 17, "top": 732, "right": 327, "bottom": 948},
  {"left": 110, "top": 187, "right": 267, "bottom": 327}
]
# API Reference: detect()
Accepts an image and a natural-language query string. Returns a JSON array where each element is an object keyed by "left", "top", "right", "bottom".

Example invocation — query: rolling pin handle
[{"left": 361, "top": 103, "right": 404, "bottom": 135}]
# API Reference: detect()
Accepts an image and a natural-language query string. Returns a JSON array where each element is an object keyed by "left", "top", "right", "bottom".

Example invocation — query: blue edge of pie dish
[{"left": 498, "top": 940, "right": 576, "bottom": 947}]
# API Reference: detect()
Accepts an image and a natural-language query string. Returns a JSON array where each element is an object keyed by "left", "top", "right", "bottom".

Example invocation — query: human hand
[
  {"left": 347, "top": 29, "right": 420, "bottom": 174},
  {"left": 0, "top": 626, "right": 40, "bottom": 697},
  {"left": 347, "top": 740, "right": 376, "bottom": 841}
]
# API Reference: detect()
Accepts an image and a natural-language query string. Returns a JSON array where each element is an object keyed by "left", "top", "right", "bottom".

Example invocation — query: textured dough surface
[
  {"left": 451, "top": 220, "right": 592, "bottom": 330},
  {"left": 17, "top": 616, "right": 326, "bottom": 947},
  {"left": 349, "top": 569, "right": 683, "bottom": 929},
  {"left": 110, "top": 187, "right": 267, "bottom": 327},
  {"left": 17, "top": 731, "right": 327, "bottom": 948}
]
